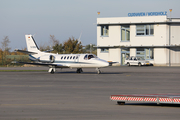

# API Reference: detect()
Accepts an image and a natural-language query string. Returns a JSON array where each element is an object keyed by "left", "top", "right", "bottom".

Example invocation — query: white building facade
[{"left": 97, "top": 16, "right": 180, "bottom": 66}]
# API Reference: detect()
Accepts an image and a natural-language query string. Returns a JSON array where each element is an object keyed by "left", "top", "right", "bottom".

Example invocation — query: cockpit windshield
[{"left": 84, "top": 54, "right": 98, "bottom": 60}]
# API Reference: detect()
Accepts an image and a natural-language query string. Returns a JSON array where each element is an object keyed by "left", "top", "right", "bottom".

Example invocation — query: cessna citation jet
[{"left": 14, "top": 35, "right": 110, "bottom": 74}]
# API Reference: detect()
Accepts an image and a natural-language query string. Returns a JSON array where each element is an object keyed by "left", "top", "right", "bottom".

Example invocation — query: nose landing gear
[{"left": 96, "top": 68, "right": 101, "bottom": 74}]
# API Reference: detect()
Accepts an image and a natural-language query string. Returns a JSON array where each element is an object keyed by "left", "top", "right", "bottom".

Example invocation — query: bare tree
[
  {"left": 49, "top": 35, "right": 59, "bottom": 46},
  {"left": 1, "top": 36, "right": 11, "bottom": 52},
  {"left": 1, "top": 36, "right": 11, "bottom": 65}
]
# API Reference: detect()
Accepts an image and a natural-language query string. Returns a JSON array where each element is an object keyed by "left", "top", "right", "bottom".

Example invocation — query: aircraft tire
[
  {"left": 50, "top": 70, "right": 54, "bottom": 74},
  {"left": 76, "top": 68, "right": 82, "bottom": 73},
  {"left": 117, "top": 101, "right": 125, "bottom": 105}
]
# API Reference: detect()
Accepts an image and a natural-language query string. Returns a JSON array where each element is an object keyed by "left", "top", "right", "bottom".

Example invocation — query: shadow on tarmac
[
  {"left": 55, "top": 71, "right": 122, "bottom": 74},
  {"left": 118, "top": 103, "right": 180, "bottom": 107}
]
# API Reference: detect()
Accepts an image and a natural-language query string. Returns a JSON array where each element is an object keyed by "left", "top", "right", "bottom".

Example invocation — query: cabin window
[
  {"left": 64, "top": 56, "right": 66, "bottom": 59},
  {"left": 61, "top": 56, "right": 63, "bottom": 59},
  {"left": 67, "top": 56, "right": 69, "bottom": 59},
  {"left": 70, "top": 56, "right": 72, "bottom": 59},
  {"left": 84, "top": 55, "right": 88, "bottom": 60},
  {"left": 88, "top": 54, "right": 97, "bottom": 60},
  {"left": 73, "top": 56, "right": 75, "bottom": 59},
  {"left": 88, "top": 55, "right": 93, "bottom": 60},
  {"left": 76, "top": 56, "right": 78, "bottom": 59}
]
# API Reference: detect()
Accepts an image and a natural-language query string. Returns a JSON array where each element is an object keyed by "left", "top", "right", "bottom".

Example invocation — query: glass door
[{"left": 121, "top": 53, "right": 130, "bottom": 65}]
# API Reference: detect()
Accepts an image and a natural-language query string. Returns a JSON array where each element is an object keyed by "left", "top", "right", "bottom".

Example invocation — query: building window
[
  {"left": 136, "top": 48, "right": 154, "bottom": 60},
  {"left": 121, "top": 25, "right": 130, "bottom": 41},
  {"left": 145, "top": 48, "right": 154, "bottom": 59},
  {"left": 100, "top": 48, "right": 109, "bottom": 53},
  {"left": 136, "top": 25, "right": 154, "bottom": 35},
  {"left": 101, "top": 25, "right": 109, "bottom": 36}
]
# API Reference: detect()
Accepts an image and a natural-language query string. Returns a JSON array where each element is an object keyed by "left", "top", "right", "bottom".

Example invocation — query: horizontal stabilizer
[
  {"left": 13, "top": 61, "right": 69, "bottom": 68},
  {"left": 14, "top": 49, "right": 37, "bottom": 54},
  {"left": 43, "top": 49, "right": 54, "bottom": 52}
]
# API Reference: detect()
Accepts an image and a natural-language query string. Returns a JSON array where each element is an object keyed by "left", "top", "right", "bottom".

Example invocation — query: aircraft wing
[
  {"left": 14, "top": 49, "right": 37, "bottom": 54},
  {"left": 108, "top": 61, "right": 119, "bottom": 66},
  {"left": 12, "top": 61, "right": 69, "bottom": 68}
]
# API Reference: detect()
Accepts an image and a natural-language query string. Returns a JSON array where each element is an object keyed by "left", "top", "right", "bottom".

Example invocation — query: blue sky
[{"left": 0, "top": 0, "right": 179, "bottom": 51}]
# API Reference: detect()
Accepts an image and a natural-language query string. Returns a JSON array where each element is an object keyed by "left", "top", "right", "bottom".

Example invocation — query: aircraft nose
[{"left": 102, "top": 61, "right": 109, "bottom": 67}]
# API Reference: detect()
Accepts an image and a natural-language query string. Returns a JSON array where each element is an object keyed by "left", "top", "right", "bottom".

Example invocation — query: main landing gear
[
  {"left": 48, "top": 67, "right": 55, "bottom": 74},
  {"left": 76, "top": 68, "right": 83, "bottom": 73}
]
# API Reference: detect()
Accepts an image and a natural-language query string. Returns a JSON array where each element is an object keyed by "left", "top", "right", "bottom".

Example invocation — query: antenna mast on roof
[{"left": 169, "top": 9, "right": 172, "bottom": 21}]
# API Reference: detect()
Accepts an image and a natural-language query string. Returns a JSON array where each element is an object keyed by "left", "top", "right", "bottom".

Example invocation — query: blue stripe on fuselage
[
  {"left": 29, "top": 55, "right": 37, "bottom": 61},
  {"left": 51, "top": 61, "right": 93, "bottom": 64}
]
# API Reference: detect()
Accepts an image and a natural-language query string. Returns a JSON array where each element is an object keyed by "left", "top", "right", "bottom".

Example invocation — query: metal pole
[
  {"left": 169, "top": 23, "right": 171, "bottom": 66},
  {"left": 169, "top": 9, "right": 172, "bottom": 21},
  {"left": 90, "top": 44, "right": 92, "bottom": 54},
  {"left": 169, "top": 9, "right": 172, "bottom": 66}
]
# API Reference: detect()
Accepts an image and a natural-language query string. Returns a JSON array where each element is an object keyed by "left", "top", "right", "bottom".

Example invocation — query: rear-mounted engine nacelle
[{"left": 38, "top": 55, "right": 55, "bottom": 63}]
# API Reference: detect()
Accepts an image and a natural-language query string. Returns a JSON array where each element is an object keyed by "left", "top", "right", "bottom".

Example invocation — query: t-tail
[
  {"left": 24, "top": 35, "right": 43, "bottom": 61},
  {"left": 25, "top": 35, "right": 41, "bottom": 53}
]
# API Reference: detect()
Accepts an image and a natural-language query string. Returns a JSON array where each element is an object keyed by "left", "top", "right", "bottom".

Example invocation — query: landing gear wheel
[
  {"left": 76, "top": 68, "right": 83, "bottom": 73},
  {"left": 127, "top": 62, "right": 130, "bottom": 66},
  {"left": 96, "top": 68, "right": 101, "bottom": 74},
  {"left": 48, "top": 67, "right": 55, "bottom": 74},
  {"left": 117, "top": 101, "right": 125, "bottom": 105},
  {"left": 50, "top": 69, "right": 54, "bottom": 74}
]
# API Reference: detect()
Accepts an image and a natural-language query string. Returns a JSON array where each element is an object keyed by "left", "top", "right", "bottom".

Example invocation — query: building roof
[
  {"left": 97, "top": 16, "right": 180, "bottom": 25},
  {"left": 95, "top": 45, "right": 180, "bottom": 48}
]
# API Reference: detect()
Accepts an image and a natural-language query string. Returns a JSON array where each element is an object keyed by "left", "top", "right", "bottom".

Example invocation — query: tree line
[{"left": 0, "top": 35, "right": 97, "bottom": 66}]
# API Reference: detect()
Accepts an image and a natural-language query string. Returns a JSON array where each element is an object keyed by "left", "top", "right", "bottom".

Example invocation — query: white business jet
[{"left": 15, "top": 35, "right": 109, "bottom": 74}]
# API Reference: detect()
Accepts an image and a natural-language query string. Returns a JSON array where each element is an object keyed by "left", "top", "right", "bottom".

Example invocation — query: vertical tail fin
[{"left": 25, "top": 35, "right": 40, "bottom": 52}]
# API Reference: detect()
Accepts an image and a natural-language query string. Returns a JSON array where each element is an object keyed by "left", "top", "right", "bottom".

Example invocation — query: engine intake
[{"left": 50, "top": 55, "right": 55, "bottom": 63}]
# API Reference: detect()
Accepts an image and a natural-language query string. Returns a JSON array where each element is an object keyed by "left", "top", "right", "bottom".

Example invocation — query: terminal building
[{"left": 96, "top": 15, "right": 180, "bottom": 66}]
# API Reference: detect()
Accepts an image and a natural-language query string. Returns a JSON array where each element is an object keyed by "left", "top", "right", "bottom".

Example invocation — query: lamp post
[
  {"left": 169, "top": 9, "right": 172, "bottom": 21},
  {"left": 90, "top": 44, "right": 92, "bottom": 54}
]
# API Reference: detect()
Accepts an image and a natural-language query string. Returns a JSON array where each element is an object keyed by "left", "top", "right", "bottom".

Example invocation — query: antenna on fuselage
[{"left": 33, "top": 33, "right": 36, "bottom": 37}]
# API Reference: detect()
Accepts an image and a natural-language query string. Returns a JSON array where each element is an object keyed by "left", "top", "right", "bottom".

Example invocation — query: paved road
[{"left": 0, "top": 66, "right": 180, "bottom": 120}]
